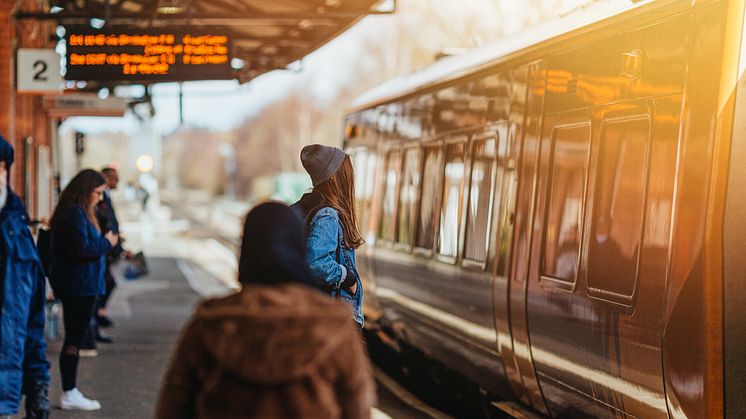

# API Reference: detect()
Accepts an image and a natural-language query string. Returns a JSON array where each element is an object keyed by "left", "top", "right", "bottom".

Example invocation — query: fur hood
[{"left": 191, "top": 283, "right": 354, "bottom": 384}]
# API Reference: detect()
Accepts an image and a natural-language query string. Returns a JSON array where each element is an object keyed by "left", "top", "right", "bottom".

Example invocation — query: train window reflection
[
  {"left": 379, "top": 150, "right": 401, "bottom": 242},
  {"left": 397, "top": 148, "right": 421, "bottom": 245},
  {"left": 352, "top": 150, "right": 378, "bottom": 237},
  {"left": 541, "top": 124, "right": 590, "bottom": 283},
  {"left": 587, "top": 117, "right": 649, "bottom": 302},
  {"left": 416, "top": 146, "right": 443, "bottom": 250},
  {"left": 438, "top": 142, "right": 466, "bottom": 258},
  {"left": 464, "top": 137, "right": 497, "bottom": 263}
]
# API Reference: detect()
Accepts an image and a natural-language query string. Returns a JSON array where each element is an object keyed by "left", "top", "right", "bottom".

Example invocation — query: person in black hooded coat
[
  {"left": 156, "top": 202, "right": 375, "bottom": 419},
  {"left": 0, "top": 135, "right": 50, "bottom": 418}
]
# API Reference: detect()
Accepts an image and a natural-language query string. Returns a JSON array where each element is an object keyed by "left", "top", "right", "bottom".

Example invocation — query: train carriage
[{"left": 343, "top": 0, "right": 746, "bottom": 417}]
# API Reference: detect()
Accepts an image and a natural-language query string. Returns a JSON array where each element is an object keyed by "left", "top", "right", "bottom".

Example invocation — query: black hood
[
  {"left": 238, "top": 202, "right": 312, "bottom": 286},
  {"left": 0, "top": 135, "right": 13, "bottom": 187},
  {"left": 0, "top": 135, "right": 20, "bottom": 217}
]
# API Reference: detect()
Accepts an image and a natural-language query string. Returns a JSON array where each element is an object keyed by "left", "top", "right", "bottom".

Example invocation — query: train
[{"left": 342, "top": 0, "right": 746, "bottom": 417}]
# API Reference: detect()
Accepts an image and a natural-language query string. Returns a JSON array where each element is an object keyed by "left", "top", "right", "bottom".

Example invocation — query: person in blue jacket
[
  {"left": 291, "top": 144, "right": 365, "bottom": 328},
  {"left": 49, "top": 169, "right": 117, "bottom": 411},
  {"left": 0, "top": 135, "right": 50, "bottom": 418}
]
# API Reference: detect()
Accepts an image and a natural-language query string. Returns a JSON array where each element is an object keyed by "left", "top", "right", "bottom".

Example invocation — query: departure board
[{"left": 64, "top": 27, "right": 232, "bottom": 81}]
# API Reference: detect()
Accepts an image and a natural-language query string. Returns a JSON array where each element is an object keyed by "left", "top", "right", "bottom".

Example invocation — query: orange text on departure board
[{"left": 67, "top": 33, "right": 229, "bottom": 76}]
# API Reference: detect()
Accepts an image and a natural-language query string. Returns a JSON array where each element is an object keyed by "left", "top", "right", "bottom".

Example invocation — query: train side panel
[
  {"left": 344, "top": 0, "right": 738, "bottom": 417},
  {"left": 523, "top": 12, "right": 689, "bottom": 418}
]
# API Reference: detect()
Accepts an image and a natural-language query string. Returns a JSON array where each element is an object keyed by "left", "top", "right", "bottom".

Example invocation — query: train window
[
  {"left": 541, "top": 124, "right": 591, "bottom": 284},
  {"left": 352, "top": 150, "right": 377, "bottom": 237},
  {"left": 587, "top": 117, "right": 649, "bottom": 303},
  {"left": 353, "top": 150, "right": 368, "bottom": 214},
  {"left": 415, "top": 145, "right": 444, "bottom": 250},
  {"left": 438, "top": 142, "right": 467, "bottom": 258},
  {"left": 464, "top": 137, "right": 497, "bottom": 263},
  {"left": 397, "top": 148, "right": 421, "bottom": 245},
  {"left": 379, "top": 150, "right": 401, "bottom": 242}
]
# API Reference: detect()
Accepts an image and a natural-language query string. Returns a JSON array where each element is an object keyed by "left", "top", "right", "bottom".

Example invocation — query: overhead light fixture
[
  {"left": 373, "top": 0, "right": 396, "bottom": 13},
  {"left": 50, "top": 5, "right": 64, "bottom": 13},
  {"left": 136, "top": 155, "right": 155, "bottom": 173},
  {"left": 298, "top": 19, "right": 313, "bottom": 30},
  {"left": 260, "top": 45, "right": 278, "bottom": 55},
  {"left": 157, "top": 6, "right": 185, "bottom": 14},
  {"left": 90, "top": 18, "right": 106, "bottom": 29},
  {"left": 230, "top": 58, "right": 246, "bottom": 70}
]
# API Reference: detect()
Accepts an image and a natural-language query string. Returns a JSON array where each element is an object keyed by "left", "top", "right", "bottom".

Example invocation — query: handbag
[{"left": 123, "top": 251, "right": 148, "bottom": 280}]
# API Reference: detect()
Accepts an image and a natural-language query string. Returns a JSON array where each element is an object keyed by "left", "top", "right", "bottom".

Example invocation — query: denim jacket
[
  {"left": 307, "top": 207, "right": 364, "bottom": 327},
  {"left": 49, "top": 206, "right": 112, "bottom": 297},
  {"left": 0, "top": 194, "right": 50, "bottom": 415}
]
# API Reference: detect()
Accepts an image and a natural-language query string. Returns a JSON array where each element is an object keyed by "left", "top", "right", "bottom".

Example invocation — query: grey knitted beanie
[{"left": 300, "top": 144, "right": 346, "bottom": 187}]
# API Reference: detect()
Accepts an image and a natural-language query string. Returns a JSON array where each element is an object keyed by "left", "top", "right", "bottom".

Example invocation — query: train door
[
  {"left": 523, "top": 107, "right": 601, "bottom": 417},
  {"left": 348, "top": 142, "right": 382, "bottom": 322},
  {"left": 525, "top": 97, "right": 678, "bottom": 418},
  {"left": 580, "top": 98, "right": 676, "bottom": 418},
  {"left": 506, "top": 63, "right": 550, "bottom": 414}
]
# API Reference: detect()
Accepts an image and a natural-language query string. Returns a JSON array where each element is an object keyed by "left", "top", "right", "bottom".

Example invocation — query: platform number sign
[{"left": 17, "top": 49, "right": 62, "bottom": 93}]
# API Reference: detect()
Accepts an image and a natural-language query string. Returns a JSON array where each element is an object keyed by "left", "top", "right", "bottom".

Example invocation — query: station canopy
[{"left": 19, "top": 0, "right": 393, "bottom": 85}]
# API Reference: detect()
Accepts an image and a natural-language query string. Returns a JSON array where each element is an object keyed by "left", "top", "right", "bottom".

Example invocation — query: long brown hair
[
  {"left": 315, "top": 155, "right": 364, "bottom": 249},
  {"left": 51, "top": 169, "right": 105, "bottom": 231}
]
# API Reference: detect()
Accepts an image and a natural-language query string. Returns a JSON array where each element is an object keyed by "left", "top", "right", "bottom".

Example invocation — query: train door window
[
  {"left": 397, "top": 148, "right": 421, "bottom": 246},
  {"left": 352, "top": 149, "right": 377, "bottom": 237},
  {"left": 415, "top": 145, "right": 444, "bottom": 251},
  {"left": 541, "top": 124, "right": 591, "bottom": 284},
  {"left": 438, "top": 141, "right": 467, "bottom": 259},
  {"left": 352, "top": 149, "right": 369, "bottom": 221},
  {"left": 463, "top": 136, "right": 498, "bottom": 264},
  {"left": 379, "top": 149, "right": 402, "bottom": 242},
  {"left": 587, "top": 117, "right": 649, "bottom": 305}
]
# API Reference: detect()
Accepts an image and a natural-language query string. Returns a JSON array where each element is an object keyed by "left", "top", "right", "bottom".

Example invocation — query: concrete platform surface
[{"left": 46, "top": 257, "right": 199, "bottom": 418}]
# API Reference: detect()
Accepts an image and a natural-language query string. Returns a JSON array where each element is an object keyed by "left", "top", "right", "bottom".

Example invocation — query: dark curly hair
[{"left": 51, "top": 169, "right": 106, "bottom": 231}]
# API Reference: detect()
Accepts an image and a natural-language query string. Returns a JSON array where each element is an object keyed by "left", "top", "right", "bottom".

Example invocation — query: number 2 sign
[{"left": 17, "top": 49, "right": 62, "bottom": 94}]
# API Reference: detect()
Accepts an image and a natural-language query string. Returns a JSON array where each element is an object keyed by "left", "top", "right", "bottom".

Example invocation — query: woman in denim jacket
[
  {"left": 292, "top": 144, "right": 364, "bottom": 327},
  {"left": 49, "top": 169, "right": 117, "bottom": 411}
]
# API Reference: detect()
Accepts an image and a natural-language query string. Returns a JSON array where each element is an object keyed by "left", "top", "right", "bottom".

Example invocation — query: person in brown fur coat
[{"left": 155, "top": 202, "right": 375, "bottom": 419}]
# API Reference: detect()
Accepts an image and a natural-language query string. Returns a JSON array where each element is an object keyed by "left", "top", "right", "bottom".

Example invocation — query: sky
[{"left": 64, "top": 0, "right": 593, "bottom": 136}]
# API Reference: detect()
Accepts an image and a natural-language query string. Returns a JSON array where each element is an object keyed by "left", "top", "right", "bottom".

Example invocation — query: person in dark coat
[
  {"left": 156, "top": 202, "right": 375, "bottom": 419},
  {"left": 93, "top": 167, "right": 129, "bottom": 335},
  {"left": 49, "top": 169, "right": 117, "bottom": 411},
  {"left": 0, "top": 135, "right": 50, "bottom": 418}
]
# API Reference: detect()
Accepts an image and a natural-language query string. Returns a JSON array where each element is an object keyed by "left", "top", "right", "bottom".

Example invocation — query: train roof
[{"left": 349, "top": 0, "right": 669, "bottom": 113}]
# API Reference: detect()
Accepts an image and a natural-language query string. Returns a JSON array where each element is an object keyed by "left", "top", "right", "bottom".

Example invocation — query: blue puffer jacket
[
  {"left": 0, "top": 137, "right": 50, "bottom": 415},
  {"left": 306, "top": 207, "right": 364, "bottom": 328},
  {"left": 49, "top": 206, "right": 112, "bottom": 297}
]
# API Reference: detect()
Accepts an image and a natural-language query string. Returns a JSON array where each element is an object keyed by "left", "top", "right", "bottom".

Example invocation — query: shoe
[
  {"left": 95, "top": 331, "right": 114, "bottom": 344},
  {"left": 78, "top": 349, "right": 98, "bottom": 357},
  {"left": 96, "top": 315, "right": 115, "bottom": 328},
  {"left": 60, "top": 388, "right": 101, "bottom": 411}
]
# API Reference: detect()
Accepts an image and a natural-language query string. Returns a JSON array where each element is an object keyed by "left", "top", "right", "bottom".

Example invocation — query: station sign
[
  {"left": 44, "top": 93, "right": 127, "bottom": 118},
  {"left": 64, "top": 27, "right": 232, "bottom": 82},
  {"left": 17, "top": 49, "right": 63, "bottom": 93}
]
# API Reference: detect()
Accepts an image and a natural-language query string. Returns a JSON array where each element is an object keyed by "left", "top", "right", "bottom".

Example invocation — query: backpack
[{"left": 35, "top": 227, "right": 52, "bottom": 277}]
